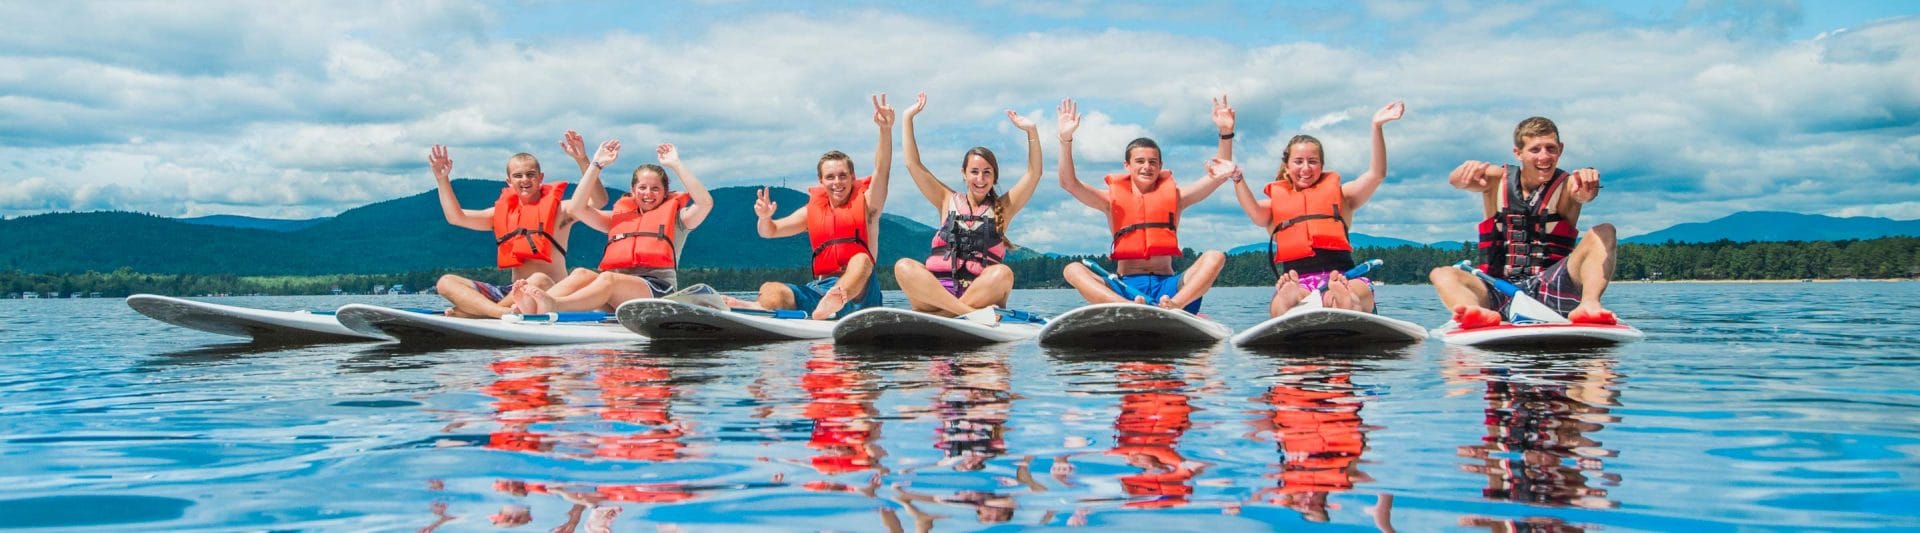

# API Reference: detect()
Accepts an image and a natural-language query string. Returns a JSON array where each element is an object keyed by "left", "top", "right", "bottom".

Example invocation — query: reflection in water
[
  {"left": 1252, "top": 363, "right": 1374, "bottom": 523},
  {"left": 930, "top": 356, "right": 1012, "bottom": 471},
  {"left": 1107, "top": 361, "right": 1201, "bottom": 509},
  {"left": 800, "top": 344, "right": 887, "bottom": 477},
  {"left": 1446, "top": 346, "right": 1624, "bottom": 521}
]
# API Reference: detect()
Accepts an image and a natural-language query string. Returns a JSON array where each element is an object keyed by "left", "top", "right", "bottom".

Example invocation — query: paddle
[
  {"left": 1080, "top": 259, "right": 1150, "bottom": 302},
  {"left": 729, "top": 308, "right": 811, "bottom": 319},
  {"left": 1452, "top": 260, "right": 1570, "bottom": 324},
  {"left": 1295, "top": 258, "right": 1385, "bottom": 309},
  {"left": 503, "top": 311, "right": 612, "bottom": 323},
  {"left": 995, "top": 307, "right": 1047, "bottom": 324}
]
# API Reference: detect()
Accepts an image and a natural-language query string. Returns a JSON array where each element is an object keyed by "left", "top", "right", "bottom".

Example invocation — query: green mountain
[{"left": 0, "top": 181, "right": 954, "bottom": 275}]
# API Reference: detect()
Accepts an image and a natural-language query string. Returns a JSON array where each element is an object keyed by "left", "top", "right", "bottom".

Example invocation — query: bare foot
[
  {"left": 1452, "top": 305, "right": 1503, "bottom": 329},
  {"left": 523, "top": 286, "right": 557, "bottom": 315},
  {"left": 722, "top": 295, "right": 763, "bottom": 310},
  {"left": 1325, "top": 272, "right": 1354, "bottom": 310},
  {"left": 811, "top": 286, "right": 850, "bottom": 320},
  {"left": 1568, "top": 302, "right": 1617, "bottom": 324},
  {"left": 1156, "top": 295, "right": 1181, "bottom": 310}
]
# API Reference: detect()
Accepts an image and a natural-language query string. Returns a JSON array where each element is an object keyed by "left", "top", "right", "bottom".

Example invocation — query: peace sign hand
[
  {"left": 1211, "top": 94, "right": 1235, "bottom": 135},
  {"left": 754, "top": 186, "right": 777, "bottom": 219}
]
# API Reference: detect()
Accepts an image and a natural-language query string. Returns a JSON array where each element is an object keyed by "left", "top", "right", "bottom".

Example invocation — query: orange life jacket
[
  {"left": 599, "top": 192, "right": 688, "bottom": 270},
  {"left": 806, "top": 177, "right": 873, "bottom": 277},
  {"left": 1107, "top": 172, "right": 1181, "bottom": 260},
  {"left": 491, "top": 181, "right": 568, "bottom": 268},
  {"left": 1265, "top": 172, "right": 1352, "bottom": 263}
]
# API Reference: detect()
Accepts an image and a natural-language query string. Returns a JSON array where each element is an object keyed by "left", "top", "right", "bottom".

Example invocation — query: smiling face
[
  {"left": 504, "top": 155, "right": 545, "bottom": 202},
  {"left": 1123, "top": 145, "right": 1163, "bottom": 190},
  {"left": 961, "top": 149, "right": 998, "bottom": 203},
  {"left": 1513, "top": 134, "right": 1564, "bottom": 184},
  {"left": 1282, "top": 138, "right": 1325, "bottom": 189},
  {"left": 818, "top": 158, "right": 856, "bottom": 206},
  {"left": 630, "top": 166, "right": 670, "bottom": 210}
]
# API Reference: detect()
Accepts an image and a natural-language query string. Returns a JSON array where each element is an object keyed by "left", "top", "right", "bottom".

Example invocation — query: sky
[{"left": 2, "top": 0, "right": 1916, "bottom": 255}]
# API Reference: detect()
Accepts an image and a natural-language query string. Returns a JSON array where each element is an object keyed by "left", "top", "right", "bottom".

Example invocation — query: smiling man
[{"left": 426, "top": 139, "right": 601, "bottom": 318}]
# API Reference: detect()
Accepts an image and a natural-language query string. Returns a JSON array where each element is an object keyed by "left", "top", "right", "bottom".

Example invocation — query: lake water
[{"left": 3, "top": 282, "right": 1918, "bottom": 531}]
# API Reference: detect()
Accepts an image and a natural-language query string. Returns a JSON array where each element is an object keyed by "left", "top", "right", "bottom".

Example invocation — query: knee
[
  {"left": 571, "top": 268, "right": 596, "bottom": 277},
  {"left": 847, "top": 253, "right": 875, "bottom": 270},
  {"left": 436, "top": 274, "right": 467, "bottom": 289},
  {"left": 1198, "top": 250, "right": 1226, "bottom": 264},
  {"left": 1589, "top": 223, "right": 1617, "bottom": 244},
  {"left": 894, "top": 258, "right": 923, "bottom": 276},
  {"left": 1428, "top": 267, "right": 1459, "bottom": 285},
  {"left": 758, "top": 281, "right": 787, "bottom": 295},
  {"left": 1063, "top": 262, "right": 1089, "bottom": 277}
]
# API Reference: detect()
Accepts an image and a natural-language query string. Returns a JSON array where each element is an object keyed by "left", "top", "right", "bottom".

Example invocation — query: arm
[
  {"left": 865, "top": 93, "right": 894, "bottom": 224},
  {"left": 1212, "top": 94, "right": 1235, "bottom": 160},
  {"left": 566, "top": 139, "right": 621, "bottom": 233},
  {"left": 1448, "top": 160, "right": 1501, "bottom": 192},
  {"left": 755, "top": 186, "right": 807, "bottom": 238},
  {"left": 429, "top": 145, "right": 492, "bottom": 231},
  {"left": 1226, "top": 161, "right": 1270, "bottom": 228},
  {"left": 660, "top": 143, "right": 716, "bottom": 230},
  {"left": 1055, "top": 98, "right": 1109, "bottom": 211},
  {"left": 560, "top": 130, "right": 608, "bottom": 210},
  {"left": 1177, "top": 159, "right": 1235, "bottom": 210},
  {"left": 999, "top": 109, "right": 1045, "bottom": 220},
  {"left": 899, "top": 92, "right": 952, "bottom": 209},
  {"left": 1342, "top": 101, "right": 1404, "bottom": 211}
]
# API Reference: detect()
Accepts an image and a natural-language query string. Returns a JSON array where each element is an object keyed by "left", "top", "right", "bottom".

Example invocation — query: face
[
  {"left": 1513, "top": 134, "right": 1563, "bottom": 178},
  {"left": 1284, "top": 143, "right": 1324, "bottom": 188},
  {"left": 818, "top": 159, "right": 855, "bottom": 205},
  {"left": 505, "top": 160, "right": 545, "bottom": 201},
  {"left": 1123, "top": 146, "right": 1162, "bottom": 185},
  {"left": 962, "top": 154, "right": 997, "bottom": 202},
  {"left": 631, "top": 171, "right": 669, "bottom": 210}
]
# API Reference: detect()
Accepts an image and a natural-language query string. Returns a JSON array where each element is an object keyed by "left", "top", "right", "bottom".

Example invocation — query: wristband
[
  {"left": 592, "top": 161, "right": 606, "bottom": 170},
  {"left": 1219, "top": 131, "right": 1235, "bottom": 140}
]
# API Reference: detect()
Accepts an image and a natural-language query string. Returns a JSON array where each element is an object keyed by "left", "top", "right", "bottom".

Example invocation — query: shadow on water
[
  {"left": 1238, "top": 342, "right": 1421, "bottom": 362},
  {"left": 143, "top": 342, "right": 284, "bottom": 367},
  {"left": 1042, "top": 342, "right": 1221, "bottom": 366}
]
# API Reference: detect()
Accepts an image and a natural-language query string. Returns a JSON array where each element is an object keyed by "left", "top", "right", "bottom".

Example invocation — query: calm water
[{"left": 3, "top": 283, "right": 1919, "bottom": 531}]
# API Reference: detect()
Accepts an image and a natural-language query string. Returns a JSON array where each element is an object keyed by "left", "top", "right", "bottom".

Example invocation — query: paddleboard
[
  {"left": 126, "top": 294, "right": 387, "bottom": 344},
  {"left": 1430, "top": 320, "right": 1644, "bottom": 347},
  {"left": 832, "top": 307, "right": 1043, "bottom": 345},
  {"left": 615, "top": 298, "right": 835, "bottom": 341},
  {"left": 334, "top": 304, "right": 641, "bottom": 346},
  {"left": 1037, "top": 303, "right": 1231, "bottom": 346},
  {"left": 1232, "top": 307, "right": 1427, "bottom": 348}
]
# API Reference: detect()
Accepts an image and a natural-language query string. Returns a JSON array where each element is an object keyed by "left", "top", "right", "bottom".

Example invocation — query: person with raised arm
[
  {"left": 427, "top": 131, "right": 605, "bottom": 318},
  {"left": 515, "top": 141, "right": 715, "bottom": 314},
  {"left": 890, "top": 92, "right": 1046, "bottom": 319},
  {"left": 1227, "top": 101, "right": 1405, "bottom": 317},
  {"left": 726, "top": 94, "right": 896, "bottom": 320},
  {"left": 1428, "top": 116, "right": 1617, "bottom": 329},
  {"left": 1055, "top": 96, "right": 1235, "bottom": 313}
]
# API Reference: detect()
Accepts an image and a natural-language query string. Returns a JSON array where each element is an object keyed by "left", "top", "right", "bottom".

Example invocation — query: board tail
[{"left": 1452, "top": 260, "right": 1570, "bottom": 324}]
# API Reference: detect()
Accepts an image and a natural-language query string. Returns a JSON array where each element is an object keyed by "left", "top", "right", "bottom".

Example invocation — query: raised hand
[
  {"left": 429, "top": 145, "right": 453, "bottom": 181},
  {"left": 1568, "top": 167, "right": 1602, "bottom": 201},
  {"left": 1211, "top": 94, "right": 1235, "bottom": 134},
  {"left": 1007, "top": 109, "right": 1037, "bottom": 133},
  {"left": 905, "top": 92, "right": 927, "bottom": 119},
  {"left": 1057, "top": 98, "right": 1080, "bottom": 142},
  {"left": 591, "top": 139, "right": 620, "bottom": 168},
  {"left": 1207, "top": 157, "right": 1243, "bottom": 183},
  {"left": 1373, "top": 101, "right": 1405, "bottom": 126},
  {"left": 656, "top": 143, "right": 679, "bottom": 166},
  {"left": 561, "top": 130, "right": 588, "bottom": 163},
  {"left": 754, "top": 187, "right": 777, "bottom": 219},
  {"left": 1453, "top": 160, "right": 1491, "bottom": 189},
  {"left": 872, "top": 93, "right": 895, "bottom": 129}
]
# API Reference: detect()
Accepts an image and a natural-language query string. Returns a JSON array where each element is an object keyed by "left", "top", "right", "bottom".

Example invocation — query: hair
[
  {"left": 506, "top": 153, "right": 541, "bottom": 174},
  {"left": 1122, "top": 137, "right": 1160, "bottom": 164},
  {"left": 1277, "top": 135, "right": 1325, "bottom": 188},
  {"left": 630, "top": 164, "right": 671, "bottom": 192},
  {"left": 960, "top": 146, "right": 1015, "bottom": 245},
  {"left": 1513, "top": 116, "right": 1561, "bottom": 148},
  {"left": 816, "top": 150, "right": 855, "bottom": 179}
]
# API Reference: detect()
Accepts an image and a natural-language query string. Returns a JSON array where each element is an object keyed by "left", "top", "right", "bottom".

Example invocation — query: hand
[
  {"left": 1568, "top": 167, "right": 1601, "bottom": 200},
  {"left": 754, "top": 187, "right": 776, "bottom": 219},
  {"left": 1373, "top": 101, "right": 1405, "bottom": 127},
  {"left": 429, "top": 145, "right": 452, "bottom": 181},
  {"left": 1206, "top": 157, "right": 1242, "bottom": 183},
  {"left": 1454, "top": 160, "right": 1491, "bottom": 189},
  {"left": 904, "top": 92, "right": 926, "bottom": 119},
  {"left": 561, "top": 130, "right": 588, "bottom": 163},
  {"left": 871, "top": 93, "right": 895, "bottom": 129},
  {"left": 656, "top": 143, "right": 679, "bottom": 166},
  {"left": 591, "top": 139, "right": 620, "bottom": 168},
  {"left": 1007, "top": 109, "right": 1037, "bottom": 133},
  {"left": 1057, "top": 98, "right": 1080, "bottom": 142},
  {"left": 1211, "top": 94, "right": 1235, "bottom": 135}
]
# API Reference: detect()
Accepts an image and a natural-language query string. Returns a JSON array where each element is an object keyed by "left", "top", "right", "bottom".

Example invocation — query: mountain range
[{"left": 2, "top": 186, "right": 1913, "bottom": 275}]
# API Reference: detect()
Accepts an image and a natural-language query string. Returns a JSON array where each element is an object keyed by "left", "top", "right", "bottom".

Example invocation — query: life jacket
[
  {"left": 1477, "top": 166, "right": 1577, "bottom": 280},
  {"left": 925, "top": 193, "right": 1006, "bottom": 287},
  {"left": 1265, "top": 172, "right": 1353, "bottom": 273},
  {"left": 1107, "top": 171, "right": 1181, "bottom": 260},
  {"left": 491, "top": 181, "right": 569, "bottom": 269},
  {"left": 600, "top": 192, "right": 689, "bottom": 271},
  {"left": 806, "top": 177, "right": 873, "bottom": 277}
]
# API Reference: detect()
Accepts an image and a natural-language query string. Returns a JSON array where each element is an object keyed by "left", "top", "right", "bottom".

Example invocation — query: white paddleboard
[
  {"left": 832, "top": 307, "right": 1043, "bottom": 345},
  {"left": 1430, "top": 320, "right": 1644, "bottom": 347},
  {"left": 615, "top": 298, "right": 835, "bottom": 341},
  {"left": 1037, "top": 303, "right": 1231, "bottom": 346},
  {"left": 334, "top": 304, "right": 641, "bottom": 346},
  {"left": 1232, "top": 307, "right": 1428, "bottom": 348},
  {"left": 126, "top": 294, "right": 387, "bottom": 344}
]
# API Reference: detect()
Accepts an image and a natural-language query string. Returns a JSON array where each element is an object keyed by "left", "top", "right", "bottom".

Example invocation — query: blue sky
[{"left": 2, "top": 0, "right": 1916, "bottom": 254}]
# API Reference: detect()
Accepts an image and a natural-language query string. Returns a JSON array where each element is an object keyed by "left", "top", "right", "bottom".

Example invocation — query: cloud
[{"left": 1, "top": 2, "right": 1915, "bottom": 250}]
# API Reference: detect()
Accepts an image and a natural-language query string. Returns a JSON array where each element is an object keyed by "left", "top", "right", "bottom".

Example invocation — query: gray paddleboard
[
  {"left": 1232, "top": 307, "right": 1427, "bottom": 348},
  {"left": 615, "top": 298, "right": 834, "bottom": 341},
  {"left": 1431, "top": 320, "right": 1645, "bottom": 347},
  {"left": 1037, "top": 303, "right": 1231, "bottom": 346},
  {"left": 334, "top": 304, "right": 640, "bottom": 346},
  {"left": 126, "top": 294, "right": 386, "bottom": 344},
  {"left": 832, "top": 307, "right": 1042, "bottom": 345}
]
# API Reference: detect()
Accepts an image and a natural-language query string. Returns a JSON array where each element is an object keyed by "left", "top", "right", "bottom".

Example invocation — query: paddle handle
[
  {"left": 1081, "top": 259, "right": 1149, "bottom": 301},
  {"left": 503, "top": 311, "right": 610, "bottom": 323},
  {"left": 1454, "top": 260, "right": 1521, "bottom": 297},
  {"left": 1343, "top": 258, "right": 1384, "bottom": 279},
  {"left": 731, "top": 308, "right": 811, "bottom": 320}
]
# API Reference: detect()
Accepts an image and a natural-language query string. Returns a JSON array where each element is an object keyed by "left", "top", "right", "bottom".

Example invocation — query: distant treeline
[{"left": 5, "top": 237, "right": 1915, "bottom": 298}]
